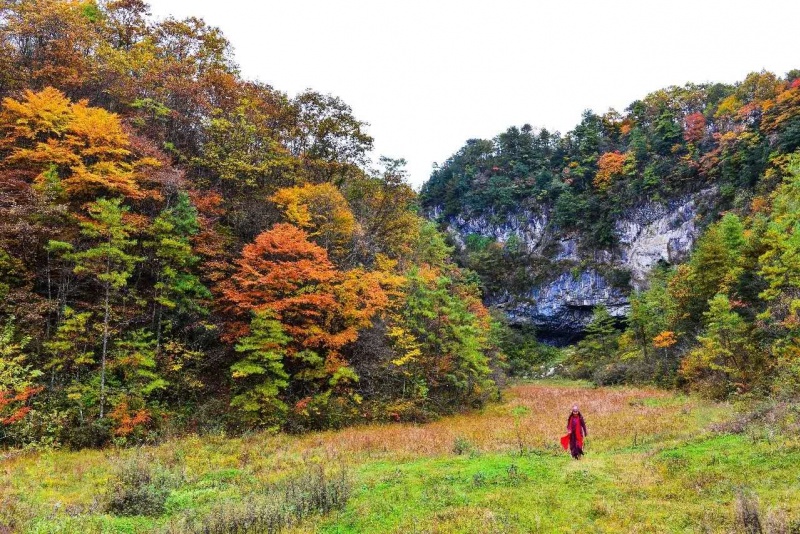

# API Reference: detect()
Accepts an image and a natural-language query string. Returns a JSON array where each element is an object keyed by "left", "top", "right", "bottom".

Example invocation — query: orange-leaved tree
[
  {"left": 593, "top": 151, "right": 628, "bottom": 191},
  {"left": 221, "top": 223, "right": 389, "bottom": 427},
  {"left": 683, "top": 112, "right": 707, "bottom": 144}
]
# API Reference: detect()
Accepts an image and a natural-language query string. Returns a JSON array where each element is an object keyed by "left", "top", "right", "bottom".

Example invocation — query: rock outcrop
[
  {"left": 446, "top": 209, "right": 550, "bottom": 253},
  {"left": 616, "top": 188, "right": 715, "bottom": 289},
  {"left": 439, "top": 188, "right": 716, "bottom": 341},
  {"left": 494, "top": 269, "right": 629, "bottom": 344}
]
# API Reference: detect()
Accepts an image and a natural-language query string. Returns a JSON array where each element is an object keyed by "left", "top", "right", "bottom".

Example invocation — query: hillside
[
  {"left": 3, "top": 381, "right": 798, "bottom": 533},
  {"left": 421, "top": 72, "right": 800, "bottom": 342},
  {"left": 0, "top": 0, "right": 503, "bottom": 447},
  {"left": 1, "top": 1, "right": 799, "bottom": 448}
]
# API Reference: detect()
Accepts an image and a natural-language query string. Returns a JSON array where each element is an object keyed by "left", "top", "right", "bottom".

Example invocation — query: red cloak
[{"left": 563, "top": 413, "right": 587, "bottom": 458}]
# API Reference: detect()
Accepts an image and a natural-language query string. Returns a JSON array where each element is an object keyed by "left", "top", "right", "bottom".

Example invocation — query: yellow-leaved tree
[
  {"left": 0, "top": 87, "right": 160, "bottom": 202},
  {"left": 271, "top": 182, "right": 357, "bottom": 261}
]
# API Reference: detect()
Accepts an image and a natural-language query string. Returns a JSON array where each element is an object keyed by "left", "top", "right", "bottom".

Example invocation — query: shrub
[
  {"left": 106, "top": 451, "right": 182, "bottom": 517},
  {"left": 505, "top": 463, "right": 527, "bottom": 485},
  {"left": 471, "top": 472, "right": 487, "bottom": 487},
  {"left": 735, "top": 488, "right": 762, "bottom": 534},
  {"left": 452, "top": 435, "right": 474, "bottom": 455},
  {"left": 492, "top": 319, "right": 561, "bottom": 378},
  {"left": 592, "top": 362, "right": 631, "bottom": 386},
  {"left": 165, "top": 464, "right": 350, "bottom": 533},
  {"left": 62, "top": 419, "right": 114, "bottom": 450}
]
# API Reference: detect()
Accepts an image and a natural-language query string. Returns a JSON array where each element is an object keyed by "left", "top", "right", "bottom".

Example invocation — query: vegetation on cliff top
[
  {"left": 422, "top": 68, "right": 800, "bottom": 403},
  {"left": 421, "top": 70, "right": 800, "bottom": 304}
]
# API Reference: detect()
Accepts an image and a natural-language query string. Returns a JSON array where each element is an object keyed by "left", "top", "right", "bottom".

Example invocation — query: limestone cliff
[{"left": 436, "top": 188, "right": 717, "bottom": 342}]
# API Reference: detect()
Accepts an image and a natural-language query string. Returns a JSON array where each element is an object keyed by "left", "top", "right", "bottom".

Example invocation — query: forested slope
[
  {"left": 3, "top": 0, "right": 800, "bottom": 450},
  {"left": 422, "top": 71, "right": 800, "bottom": 340},
  {"left": 0, "top": 0, "right": 502, "bottom": 448}
]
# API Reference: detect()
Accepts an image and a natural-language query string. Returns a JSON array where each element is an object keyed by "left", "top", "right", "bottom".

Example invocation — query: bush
[
  {"left": 62, "top": 419, "right": 114, "bottom": 450},
  {"left": 165, "top": 464, "right": 350, "bottom": 533},
  {"left": 452, "top": 435, "right": 474, "bottom": 455},
  {"left": 713, "top": 397, "right": 800, "bottom": 440},
  {"left": 735, "top": 489, "right": 762, "bottom": 534},
  {"left": 106, "top": 451, "right": 182, "bottom": 517},
  {"left": 281, "top": 464, "right": 350, "bottom": 519},
  {"left": 592, "top": 362, "right": 631, "bottom": 386},
  {"left": 0, "top": 491, "right": 36, "bottom": 534},
  {"left": 188, "top": 398, "right": 230, "bottom": 436},
  {"left": 607, "top": 267, "right": 632, "bottom": 289},
  {"left": 492, "top": 319, "right": 561, "bottom": 378}
]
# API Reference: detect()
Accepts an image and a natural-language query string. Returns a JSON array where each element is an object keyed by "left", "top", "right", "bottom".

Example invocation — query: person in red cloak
[{"left": 561, "top": 404, "right": 587, "bottom": 459}]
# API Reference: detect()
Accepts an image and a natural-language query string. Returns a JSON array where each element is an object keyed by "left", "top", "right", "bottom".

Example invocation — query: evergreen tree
[
  {"left": 42, "top": 307, "right": 94, "bottom": 378},
  {"left": 391, "top": 267, "right": 495, "bottom": 410},
  {"left": 569, "top": 306, "right": 620, "bottom": 381},
  {"left": 583, "top": 306, "right": 619, "bottom": 356},
  {"left": 673, "top": 219, "right": 745, "bottom": 331},
  {"left": 681, "top": 294, "right": 759, "bottom": 398},
  {"left": 627, "top": 269, "right": 673, "bottom": 358},
  {"left": 150, "top": 191, "right": 211, "bottom": 352},
  {"left": 111, "top": 329, "right": 167, "bottom": 399},
  {"left": 230, "top": 310, "right": 291, "bottom": 429},
  {"left": 68, "top": 198, "right": 141, "bottom": 418}
]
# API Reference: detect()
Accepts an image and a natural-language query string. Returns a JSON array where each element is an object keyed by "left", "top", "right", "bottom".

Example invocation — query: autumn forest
[
  {"left": 0, "top": 0, "right": 503, "bottom": 448},
  {"left": 2, "top": 0, "right": 800, "bottom": 460}
]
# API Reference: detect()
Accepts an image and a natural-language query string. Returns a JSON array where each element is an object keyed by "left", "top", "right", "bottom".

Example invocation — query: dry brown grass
[{"left": 286, "top": 381, "right": 727, "bottom": 461}]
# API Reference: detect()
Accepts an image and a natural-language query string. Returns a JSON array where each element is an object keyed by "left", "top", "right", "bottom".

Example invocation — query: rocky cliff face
[
  {"left": 441, "top": 188, "right": 716, "bottom": 342},
  {"left": 615, "top": 189, "right": 716, "bottom": 289},
  {"left": 494, "top": 269, "right": 630, "bottom": 343},
  {"left": 444, "top": 209, "right": 551, "bottom": 254}
]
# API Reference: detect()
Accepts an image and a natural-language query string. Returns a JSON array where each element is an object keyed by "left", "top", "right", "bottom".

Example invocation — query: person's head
[{"left": 571, "top": 405, "right": 580, "bottom": 416}]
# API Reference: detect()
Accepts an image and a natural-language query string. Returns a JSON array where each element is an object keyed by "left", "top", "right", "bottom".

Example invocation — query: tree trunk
[{"left": 99, "top": 280, "right": 110, "bottom": 419}]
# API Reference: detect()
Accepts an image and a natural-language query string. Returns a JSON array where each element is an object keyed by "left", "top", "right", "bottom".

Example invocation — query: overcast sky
[{"left": 148, "top": 0, "right": 800, "bottom": 188}]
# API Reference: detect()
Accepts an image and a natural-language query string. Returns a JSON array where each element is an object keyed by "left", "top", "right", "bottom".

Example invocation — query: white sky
[{"left": 148, "top": 0, "right": 800, "bottom": 188}]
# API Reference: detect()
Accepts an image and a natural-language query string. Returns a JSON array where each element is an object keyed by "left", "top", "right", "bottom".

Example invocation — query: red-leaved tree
[{"left": 221, "top": 223, "right": 388, "bottom": 423}]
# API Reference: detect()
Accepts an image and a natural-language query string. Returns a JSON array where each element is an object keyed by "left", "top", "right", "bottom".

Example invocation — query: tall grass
[
  {"left": 294, "top": 382, "right": 728, "bottom": 459},
  {"left": 163, "top": 465, "right": 350, "bottom": 533},
  {"left": 106, "top": 450, "right": 186, "bottom": 516}
]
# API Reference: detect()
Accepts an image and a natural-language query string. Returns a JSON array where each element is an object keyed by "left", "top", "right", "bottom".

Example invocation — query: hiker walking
[{"left": 561, "top": 404, "right": 587, "bottom": 459}]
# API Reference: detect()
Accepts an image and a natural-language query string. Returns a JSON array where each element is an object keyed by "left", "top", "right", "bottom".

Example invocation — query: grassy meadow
[{"left": 1, "top": 381, "right": 798, "bottom": 533}]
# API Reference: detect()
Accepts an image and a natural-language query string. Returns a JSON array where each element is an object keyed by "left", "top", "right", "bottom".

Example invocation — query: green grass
[
  {"left": 2, "top": 381, "right": 799, "bottom": 533},
  {"left": 311, "top": 433, "right": 800, "bottom": 533}
]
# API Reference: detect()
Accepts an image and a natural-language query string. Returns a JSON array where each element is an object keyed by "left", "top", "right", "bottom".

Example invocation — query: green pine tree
[
  {"left": 682, "top": 294, "right": 759, "bottom": 399},
  {"left": 69, "top": 198, "right": 141, "bottom": 418},
  {"left": 230, "top": 310, "right": 291, "bottom": 429},
  {"left": 150, "top": 191, "right": 212, "bottom": 352}
]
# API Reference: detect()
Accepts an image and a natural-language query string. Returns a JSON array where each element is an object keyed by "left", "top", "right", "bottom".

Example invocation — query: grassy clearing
[
  {"left": 315, "top": 433, "right": 800, "bottom": 533},
  {"left": 1, "top": 381, "right": 798, "bottom": 533}
]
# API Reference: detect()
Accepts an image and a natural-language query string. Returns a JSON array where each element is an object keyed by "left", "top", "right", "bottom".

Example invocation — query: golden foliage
[
  {"left": 0, "top": 87, "right": 158, "bottom": 200},
  {"left": 593, "top": 151, "right": 628, "bottom": 190},
  {"left": 271, "top": 182, "right": 357, "bottom": 258},
  {"left": 652, "top": 331, "right": 677, "bottom": 349}
]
